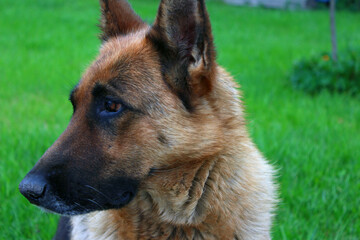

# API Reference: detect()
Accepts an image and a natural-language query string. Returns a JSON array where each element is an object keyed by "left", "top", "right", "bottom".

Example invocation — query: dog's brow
[
  {"left": 92, "top": 83, "right": 142, "bottom": 113},
  {"left": 92, "top": 83, "right": 125, "bottom": 104},
  {"left": 69, "top": 85, "right": 79, "bottom": 104},
  {"left": 92, "top": 83, "right": 112, "bottom": 98}
]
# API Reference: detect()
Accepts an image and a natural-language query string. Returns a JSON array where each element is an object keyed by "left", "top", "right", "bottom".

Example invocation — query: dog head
[{"left": 19, "top": 0, "right": 223, "bottom": 215}]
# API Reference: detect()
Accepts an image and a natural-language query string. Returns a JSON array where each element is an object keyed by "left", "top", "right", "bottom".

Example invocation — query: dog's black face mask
[
  {"left": 19, "top": 110, "right": 142, "bottom": 215},
  {"left": 19, "top": 165, "right": 139, "bottom": 215}
]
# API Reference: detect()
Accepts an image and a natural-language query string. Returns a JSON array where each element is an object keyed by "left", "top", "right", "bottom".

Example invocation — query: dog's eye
[
  {"left": 104, "top": 100, "right": 122, "bottom": 113},
  {"left": 97, "top": 99, "right": 126, "bottom": 118}
]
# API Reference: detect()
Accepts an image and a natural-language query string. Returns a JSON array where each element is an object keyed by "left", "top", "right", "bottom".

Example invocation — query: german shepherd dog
[{"left": 19, "top": 0, "right": 276, "bottom": 239}]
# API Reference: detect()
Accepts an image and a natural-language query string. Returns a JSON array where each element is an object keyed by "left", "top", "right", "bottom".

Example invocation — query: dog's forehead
[
  {"left": 83, "top": 29, "right": 156, "bottom": 85},
  {"left": 72, "top": 30, "right": 173, "bottom": 111}
]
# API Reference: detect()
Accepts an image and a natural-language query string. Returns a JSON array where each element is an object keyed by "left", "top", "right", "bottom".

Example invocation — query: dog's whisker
[
  {"left": 84, "top": 185, "right": 111, "bottom": 200},
  {"left": 86, "top": 198, "right": 104, "bottom": 210},
  {"left": 73, "top": 202, "right": 88, "bottom": 211}
]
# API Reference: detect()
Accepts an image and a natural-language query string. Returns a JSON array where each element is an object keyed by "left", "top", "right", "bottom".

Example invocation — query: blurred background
[{"left": 0, "top": 0, "right": 359, "bottom": 239}]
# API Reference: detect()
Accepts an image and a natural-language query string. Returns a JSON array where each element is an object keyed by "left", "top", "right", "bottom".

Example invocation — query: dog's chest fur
[{"left": 71, "top": 211, "right": 230, "bottom": 240}]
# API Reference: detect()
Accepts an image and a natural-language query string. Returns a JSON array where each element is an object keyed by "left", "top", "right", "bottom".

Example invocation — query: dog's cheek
[{"left": 101, "top": 117, "right": 161, "bottom": 179}]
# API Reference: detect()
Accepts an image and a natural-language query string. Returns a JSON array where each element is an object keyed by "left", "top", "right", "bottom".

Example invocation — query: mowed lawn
[{"left": 1, "top": 0, "right": 359, "bottom": 239}]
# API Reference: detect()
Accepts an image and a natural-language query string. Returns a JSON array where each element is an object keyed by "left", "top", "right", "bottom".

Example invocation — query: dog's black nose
[{"left": 19, "top": 174, "right": 47, "bottom": 203}]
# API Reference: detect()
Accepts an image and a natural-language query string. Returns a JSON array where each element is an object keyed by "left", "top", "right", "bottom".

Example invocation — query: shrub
[
  {"left": 290, "top": 48, "right": 360, "bottom": 95},
  {"left": 336, "top": 0, "right": 360, "bottom": 11},
  {"left": 306, "top": 0, "right": 360, "bottom": 11}
]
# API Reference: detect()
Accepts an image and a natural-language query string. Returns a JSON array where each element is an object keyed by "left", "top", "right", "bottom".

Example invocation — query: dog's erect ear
[
  {"left": 99, "top": 0, "right": 146, "bottom": 41},
  {"left": 147, "top": 0, "right": 216, "bottom": 110}
]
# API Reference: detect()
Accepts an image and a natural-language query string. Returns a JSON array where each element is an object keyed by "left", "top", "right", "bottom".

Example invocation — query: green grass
[{"left": 1, "top": 0, "right": 359, "bottom": 239}]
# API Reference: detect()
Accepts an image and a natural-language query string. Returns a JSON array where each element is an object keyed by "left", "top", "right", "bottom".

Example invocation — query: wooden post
[{"left": 330, "top": 0, "right": 338, "bottom": 62}]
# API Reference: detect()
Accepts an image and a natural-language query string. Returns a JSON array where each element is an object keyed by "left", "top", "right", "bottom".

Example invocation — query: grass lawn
[{"left": 1, "top": 0, "right": 359, "bottom": 239}]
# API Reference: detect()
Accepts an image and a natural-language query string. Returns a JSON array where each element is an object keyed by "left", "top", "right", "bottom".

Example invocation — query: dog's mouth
[
  {"left": 26, "top": 191, "right": 135, "bottom": 216},
  {"left": 19, "top": 173, "right": 139, "bottom": 215}
]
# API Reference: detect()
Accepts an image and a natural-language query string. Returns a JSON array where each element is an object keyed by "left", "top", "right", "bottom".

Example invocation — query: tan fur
[
  {"left": 70, "top": 31, "right": 276, "bottom": 238},
  {"left": 62, "top": 1, "right": 276, "bottom": 239}
]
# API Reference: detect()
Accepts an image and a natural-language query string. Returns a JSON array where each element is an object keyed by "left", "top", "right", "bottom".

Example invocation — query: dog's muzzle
[{"left": 19, "top": 169, "right": 139, "bottom": 216}]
